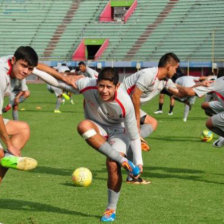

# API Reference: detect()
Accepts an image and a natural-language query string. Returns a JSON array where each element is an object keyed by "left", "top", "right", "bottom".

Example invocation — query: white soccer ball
[
  {"left": 72, "top": 167, "right": 92, "bottom": 187},
  {"left": 200, "top": 129, "right": 214, "bottom": 142}
]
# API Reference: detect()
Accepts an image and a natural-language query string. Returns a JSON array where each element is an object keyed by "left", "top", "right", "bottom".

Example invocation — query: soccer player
[
  {"left": 154, "top": 67, "right": 185, "bottom": 115},
  {"left": 178, "top": 76, "right": 224, "bottom": 147},
  {"left": 0, "top": 46, "right": 39, "bottom": 184},
  {"left": 78, "top": 61, "right": 99, "bottom": 78},
  {"left": 2, "top": 77, "right": 30, "bottom": 120},
  {"left": 34, "top": 67, "right": 143, "bottom": 222},
  {"left": 175, "top": 75, "right": 200, "bottom": 122},
  {"left": 121, "top": 53, "right": 180, "bottom": 153}
]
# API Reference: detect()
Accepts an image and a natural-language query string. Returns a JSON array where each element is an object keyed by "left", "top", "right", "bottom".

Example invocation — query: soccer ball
[
  {"left": 200, "top": 129, "right": 214, "bottom": 142},
  {"left": 72, "top": 167, "right": 92, "bottom": 187}
]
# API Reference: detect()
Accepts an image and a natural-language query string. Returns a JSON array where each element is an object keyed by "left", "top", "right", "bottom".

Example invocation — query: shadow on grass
[
  {"left": 33, "top": 166, "right": 72, "bottom": 176},
  {"left": 142, "top": 165, "right": 224, "bottom": 185},
  {"left": 19, "top": 109, "right": 77, "bottom": 114},
  {"left": 0, "top": 199, "right": 100, "bottom": 219},
  {"left": 155, "top": 116, "right": 206, "bottom": 121},
  {"left": 150, "top": 135, "right": 200, "bottom": 142}
]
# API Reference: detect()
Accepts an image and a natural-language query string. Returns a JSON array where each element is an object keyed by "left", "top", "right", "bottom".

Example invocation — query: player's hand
[
  {"left": 63, "top": 75, "right": 84, "bottom": 89},
  {"left": 138, "top": 164, "right": 143, "bottom": 173},
  {"left": 202, "top": 80, "right": 213, "bottom": 87},
  {"left": 14, "top": 98, "right": 19, "bottom": 105}
]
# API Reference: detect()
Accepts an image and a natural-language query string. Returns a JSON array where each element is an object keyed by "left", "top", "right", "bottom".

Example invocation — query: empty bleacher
[{"left": 0, "top": 0, "right": 223, "bottom": 63}]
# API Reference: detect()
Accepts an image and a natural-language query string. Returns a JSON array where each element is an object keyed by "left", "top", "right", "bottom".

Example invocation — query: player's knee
[
  {"left": 0, "top": 149, "right": 4, "bottom": 159},
  {"left": 145, "top": 116, "right": 158, "bottom": 130},
  {"left": 205, "top": 118, "right": 213, "bottom": 130},
  {"left": 77, "top": 120, "right": 92, "bottom": 134},
  {"left": 201, "top": 102, "right": 207, "bottom": 110},
  {"left": 77, "top": 121, "right": 98, "bottom": 141},
  {"left": 24, "top": 91, "right": 30, "bottom": 98}
]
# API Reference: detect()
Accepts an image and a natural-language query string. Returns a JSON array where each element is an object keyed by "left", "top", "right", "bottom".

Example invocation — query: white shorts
[
  {"left": 47, "top": 85, "right": 63, "bottom": 97},
  {"left": 93, "top": 122, "right": 130, "bottom": 155},
  {"left": 0, "top": 119, "right": 9, "bottom": 149},
  {"left": 209, "top": 101, "right": 224, "bottom": 114},
  {"left": 211, "top": 111, "right": 224, "bottom": 132}
]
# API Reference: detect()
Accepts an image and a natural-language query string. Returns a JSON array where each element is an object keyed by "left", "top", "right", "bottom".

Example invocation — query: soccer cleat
[
  {"left": 122, "top": 160, "right": 140, "bottom": 177},
  {"left": 140, "top": 137, "right": 150, "bottom": 152},
  {"left": 213, "top": 137, "right": 224, "bottom": 147},
  {"left": 62, "top": 93, "right": 70, "bottom": 101},
  {"left": 126, "top": 176, "right": 151, "bottom": 185},
  {"left": 168, "top": 112, "right": 173, "bottom": 116},
  {"left": 154, "top": 110, "right": 163, "bottom": 114},
  {"left": 20, "top": 108, "right": 26, "bottom": 111},
  {"left": 54, "top": 109, "right": 61, "bottom": 113},
  {"left": 0, "top": 155, "right": 38, "bottom": 171},
  {"left": 101, "top": 209, "right": 116, "bottom": 222},
  {"left": 2, "top": 104, "right": 12, "bottom": 113},
  {"left": 70, "top": 99, "right": 74, "bottom": 104},
  {"left": 183, "top": 117, "right": 187, "bottom": 122}
]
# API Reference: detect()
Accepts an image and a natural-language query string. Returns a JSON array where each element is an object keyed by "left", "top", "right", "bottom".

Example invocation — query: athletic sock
[
  {"left": 169, "top": 105, "right": 174, "bottom": 113},
  {"left": 140, "top": 124, "right": 154, "bottom": 138},
  {"left": 55, "top": 97, "right": 62, "bottom": 110},
  {"left": 158, "top": 103, "right": 163, "bottom": 111},
  {"left": 183, "top": 104, "right": 190, "bottom": 120},
  {"left": 98, "top": 142, "right": 127, "bottom": 165},
  {"left": 12, "top": 110, "right": 19, "bottom": 120},
  {"left": 107, "top": 189, "right": 120, "bottom": 211}
]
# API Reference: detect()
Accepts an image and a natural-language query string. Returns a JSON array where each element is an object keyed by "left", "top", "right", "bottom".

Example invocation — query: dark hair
[
  {"left": 14, "top": 46, "right": 38, "bottom": 67},
  {"left": 78, "top": 61, "right": 86, "bottom": 66},
  {"left": 97, "top": 67, "right": 119, "bottom": 85},
  {"left": 158, "top": 52, "right": 180, "bottom": 67}
]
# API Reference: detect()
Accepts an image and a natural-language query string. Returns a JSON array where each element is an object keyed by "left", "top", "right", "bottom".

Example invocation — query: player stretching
[
  {"left": 121, "top": 53, "right": 180, "bottom": 152},
  {"left": 178, "top": 76, "right": 224, "bottom": 147},
  {"left": 3, "top": 77, "right": 30, "bottom": 120},
  {"left": 0, "top": 46, "right": 38, "bottom": 184},
  {"left": 34, "top": 67, "right": 143, "bottom": 222}
]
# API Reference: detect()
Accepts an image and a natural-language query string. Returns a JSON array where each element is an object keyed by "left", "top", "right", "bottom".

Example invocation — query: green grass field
[{"left": 0, "top": 84, "right": 224, "bottom": 224}]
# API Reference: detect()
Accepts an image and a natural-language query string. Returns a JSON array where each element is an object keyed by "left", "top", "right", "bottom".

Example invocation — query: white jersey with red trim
[
  {"left": 0, "top": 56, "right": 13, "bottom": 114},
  {"left": 122, "top": 67, "right": 176, "bottom": 104},
  {"left": 80, "top": 66, "right": 98, "bottom": 79},
  {"left": 193, "top": 77, "right": 224, "bottom": 108},
  {"left": 175, "top": 76, "right": 200, "bottom": 87},
  {"left": 76, "top": 77, "right": 139, "bottom": 140}
]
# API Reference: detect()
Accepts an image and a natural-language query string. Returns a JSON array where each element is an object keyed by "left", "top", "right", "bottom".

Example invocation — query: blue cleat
[
  {"left": 101, "top": 209, "right": 116, "bottom": 222},
  {"left": 122, "top": 160, "right": 140, "bottom": 177}
]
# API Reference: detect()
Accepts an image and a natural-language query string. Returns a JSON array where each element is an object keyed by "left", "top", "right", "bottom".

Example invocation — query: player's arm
[
  {"left": 124, "top": 102, "right": 143, "bottom": 172},
  {"left": 131, "top": 87, "right": 142, "bottom": 130},
  {"left": 14, "top": 91, "right": 24, "bottom": 105},
  {"left": 37, "top": 63, "right": 81, "bottom": 88}
]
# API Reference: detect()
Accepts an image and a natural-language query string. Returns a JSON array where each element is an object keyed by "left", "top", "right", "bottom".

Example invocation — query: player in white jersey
[
  {"left": 121, "top": 53, "right": 180, "bottom": 152},
  {"left": 47, "top": 65, "right": 71, "bottom": 113},
  {"left": 178, "top": 76, "right": 224, "bottom": 147},
  {"left": 175, "top": 75, "right": 200, "bottom": 122},
  {"left": 0, "top": 46, "right": 39, "bottom": 184},
  {"left": 33, "top": 67, "right": 142, "bottom": 222},
  {"left": 78, "top": 61, "right": 99, "bottom": 78},
  {"left": 3, "top": 77, "right": 30, "bottom": 120}
]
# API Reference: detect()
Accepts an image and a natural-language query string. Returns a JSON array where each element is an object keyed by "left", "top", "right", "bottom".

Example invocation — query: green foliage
[{"left": 0, "top": 84, "right": 224, "bottom": 224}]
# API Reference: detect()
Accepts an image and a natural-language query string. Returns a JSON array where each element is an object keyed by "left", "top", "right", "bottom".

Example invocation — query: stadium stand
[{"left": 0, "top": 0, "right": 223, "bottom": 65}]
